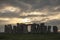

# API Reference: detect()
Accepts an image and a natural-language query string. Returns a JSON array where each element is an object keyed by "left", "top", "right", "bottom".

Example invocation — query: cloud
[
  {"left": 46, "top": 19, "right": 60, "bottom": 25},
  {"left": 0, "top": 0, "right": 60, "bottom": 12},
  {"left": 46, "top": 19, "right": 60, "bottom": 30},
  {"left": 0, "top": 0, "right": 60, "bottom": 31},
  {"left": 0, "top": 20, "right": 9, "bottom": 25},
  {"left": 0, "top": 13, "right": 20, "bottom": 18}
]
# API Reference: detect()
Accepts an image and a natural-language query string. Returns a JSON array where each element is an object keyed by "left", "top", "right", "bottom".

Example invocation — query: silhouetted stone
[
  {"left": 36, "top": 24, "right": 40, "bottom": 33},
  {"left": 17, "top": 23, "right": 23, "bottom": 33},
  {"left": 53, "top": 26, "right": 58, "bottom": 33},
  {"left": 5, "top": 24, "right": 12, "bottom": 33},
  {"left": 16, "top": 23, "right": 28, "bottom": 33},
  {"left": 4, "top": 23, "right": 58, "bottom": 34},
  {"left": 23, "top": 24, "right": 28, "bottom": 33},
  {"left": 5, "top": 25, "right": 9, "bottom": 33},
  {"left": 48, "top": 26, "right": 51, "bottom": 33},
  {"left": 40, "top": 23, "right": 47, "bottom": 33},
  {"left": 7, "top": 24, "right": 12, "bottom": 33},
  {"left": 31, "top": 23, "right": 37, "bottom": 33},
  {"left": 13, "top": 26, "right": 17, "bottom": 33}
]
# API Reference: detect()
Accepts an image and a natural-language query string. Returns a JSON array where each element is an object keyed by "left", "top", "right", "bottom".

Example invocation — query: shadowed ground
[{"left": 0, "top": 33, "right": 60, "bottom": 40}]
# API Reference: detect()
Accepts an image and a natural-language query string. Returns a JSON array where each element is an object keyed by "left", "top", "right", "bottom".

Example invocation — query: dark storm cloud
[
  {"left": 46, "top": 19, "right": 60, "bottom": 26},
  {"left": 0, "top": 0, "right": 32, "bottom": 11},
  {"left": 19, "top": 0, "right": 60, "bottom": 18},
  {"left": 0, "top": 0, "right": 32, "bottom": 18},
  {"left": 0, "top": 0, "right": 60, "bottom": 21},
  {"left": 19, "top": 14, "right": 50, "bottom": 18},
  {"left": 46, "top": 19, "right": 60, "bottom": 30},
  {"left": 0, "top": 13, "right": 20, "bottom": 18},
  {"left": 0, "top": 0, "right": 60, "bottom": 20},
  {"left": 0, "top": 0, "right": 60, "bottom": 12},
  {"left": 47, "top": 6, "right": 60, "bottom": 12},
  {"left": 20, "top": 0, "right": 60, "bottom": 10}
]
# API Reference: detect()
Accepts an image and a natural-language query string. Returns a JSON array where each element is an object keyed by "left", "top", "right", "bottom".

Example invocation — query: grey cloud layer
[
  {"left": 0, "top": 0, "right": 60, "bottom": 32},
  {"left": 0, "top": 12, "right": 20, "bottom": 18},
  {"left": 0, "top": 0, "right": 60, "bottom": 24},
  {"left": 0, "top": 0, "right": 60, "bottom": 11}
]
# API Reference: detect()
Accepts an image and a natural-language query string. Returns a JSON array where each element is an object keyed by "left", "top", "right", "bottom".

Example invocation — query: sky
[{"left": 0, "top": 0, "right": 60, "bottom": 32}]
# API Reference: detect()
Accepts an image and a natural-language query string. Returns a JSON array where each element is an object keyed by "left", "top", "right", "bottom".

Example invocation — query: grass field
[{"left": 0, "top": 33, "right": 60, "bottom": 40}]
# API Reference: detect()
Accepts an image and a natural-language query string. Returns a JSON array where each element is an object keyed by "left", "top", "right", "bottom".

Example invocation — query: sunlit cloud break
[{"left": 0, "top": 6, "right": 21, "bottom": 13}]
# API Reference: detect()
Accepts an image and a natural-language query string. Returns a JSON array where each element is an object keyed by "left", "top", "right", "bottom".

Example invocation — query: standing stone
[
  {"left": 53, "top": 26, "right": 58, "bottom": 33},
  {"left": 31, "top": 23, "right": 37, "bottom": 33}
]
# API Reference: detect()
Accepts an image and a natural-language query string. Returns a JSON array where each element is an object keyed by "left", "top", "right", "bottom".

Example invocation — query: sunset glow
[
  {"left": 0, "top": 6, "right": 21, "bottom": 13},
  {"left": 0, "top": 18, "right": 32, "bottom": 24}
]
